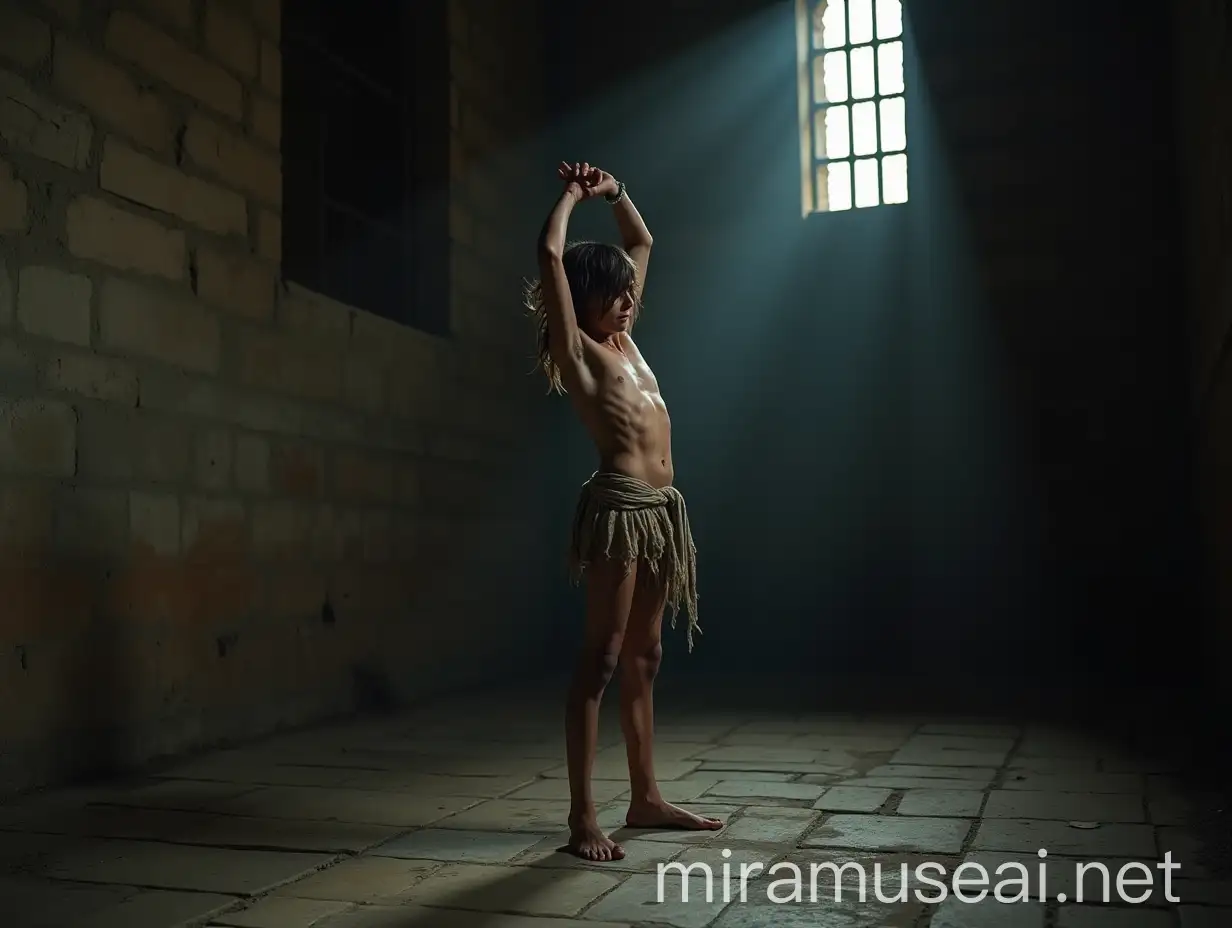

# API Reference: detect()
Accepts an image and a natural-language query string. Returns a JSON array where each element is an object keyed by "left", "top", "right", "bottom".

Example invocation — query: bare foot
[
  {"left": 566, "top": 817, "right": 626, "bottom": 861},
  {"left": 626, "top": 799, "right": 725, "bottom": 831}
]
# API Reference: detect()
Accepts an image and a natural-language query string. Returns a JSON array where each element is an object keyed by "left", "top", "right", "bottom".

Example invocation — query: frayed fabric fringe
[{"left": 567, "top": 471, "right": 700, "bottom": 652}]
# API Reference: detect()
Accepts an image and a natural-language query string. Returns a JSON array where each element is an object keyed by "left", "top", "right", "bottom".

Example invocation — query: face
[{"left": 585, "top": 291, "right": 634, "bottom": 335}]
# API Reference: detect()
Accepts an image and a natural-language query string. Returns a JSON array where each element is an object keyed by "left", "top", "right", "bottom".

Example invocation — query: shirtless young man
[{"left": 525, "top": 162, "right": 724, "bottom": 861}]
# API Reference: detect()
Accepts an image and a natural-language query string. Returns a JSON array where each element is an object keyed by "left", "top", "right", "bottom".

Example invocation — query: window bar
[
  {"left": 844, "top": 1, "right": 855, "bottom": 207},
  {"left": 870, "top": 2, "right": 882, "bottom": 205},
  {"left": 808, "top": 2, "right": 821, "bottom": 212}
]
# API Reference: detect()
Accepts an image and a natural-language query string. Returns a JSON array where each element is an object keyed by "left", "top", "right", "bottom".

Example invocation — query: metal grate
[{"left": 803, "top": 0, "right": 909, "bottom": 213}]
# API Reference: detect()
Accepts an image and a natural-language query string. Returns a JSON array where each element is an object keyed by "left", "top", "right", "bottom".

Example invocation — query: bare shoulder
[{"left": 618, "top": 331, "right": 646, "bottom": 360}]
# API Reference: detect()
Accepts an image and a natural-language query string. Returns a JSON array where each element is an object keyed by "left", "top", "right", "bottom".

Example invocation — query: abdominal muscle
[{"left": 575, "top": 379, "right": 674, "bottom": 490}]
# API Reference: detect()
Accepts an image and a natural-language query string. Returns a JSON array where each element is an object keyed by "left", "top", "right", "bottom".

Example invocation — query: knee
[
  {"left": 627, "top": 641, "right": 663, "bottom": 680},
  {"left": 576, "top": 640, "right": 622, "bottom": 690}
]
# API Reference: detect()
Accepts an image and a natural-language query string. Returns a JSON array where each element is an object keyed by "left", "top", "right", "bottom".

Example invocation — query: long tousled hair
[{"left": 522, "top": 241, "right": 641, "bottom": 394}]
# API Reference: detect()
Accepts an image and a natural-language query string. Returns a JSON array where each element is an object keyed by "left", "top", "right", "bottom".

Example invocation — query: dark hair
[{"left": 523, "top": 241, "right": 641, "bottom": 393}]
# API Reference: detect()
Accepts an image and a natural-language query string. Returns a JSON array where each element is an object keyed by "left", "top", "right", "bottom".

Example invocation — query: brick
[
  {"left": 0, "top": 338, "right": 38, "bottom": 389},
  {"left": 0, "top": 69, "right": 92, "bottom": 169},
  {"left": 35, "top": 0, "right": 80, "bottom": 24},
  {"left": 251, "top": 0, "right": 279, "bottom": 40},
  {"left": 236, "top": 329, "right": 342, "bottom": 401},
  {"left": 195, "top": 427, "right": 233, "bottom": 490},
  {"left": 135, "top": 0, "right": 194, "bottom": 31},
  {"left": 182, "top": 496, "right": 246, "bottom": 559},
  {"left": 77, "top": 406, "right": 191, "bottom": 483},
  {"left": 205, "top": 3, "right": 259, "bottom": 77},
  {"left": 16, "top": 265, "right": 92, "bottom": 346},
  {"left": 332, "top": 450, "right": 394, "bottom": 502},
  {"left": 66, "top": 196, "right": 185, "bottom": 281},
  {"left": 260, "top": 39, "right": 280, "bottom": 97},
  {"left": 0, "top": 480, "right": 54, "bottom": 553},
  {"left": 0, "top": 158, "right": 28, "bottom": 234},
  {"left": 234, "top": 432, "right": 269, "bottom": 492},
  {"left": 344, "top": 354, "right": 384, "bottom": 411},
  {"left": 252, "top": 501, "right": 313, "bottom": 559},
  {"left": 271, "top": 441, "right": 324, "bottom": 497},
  {"left": 44, "top": 350, "right": 140, "bottom": 406},
  {"left": 130, "top": 490, "right": 180, "bottom": 556},
  {"left": 53, "top": 38, "right": 175, "bottom": 154},
  {"left": 105, "top": 11, "right": 244, "bottom": 120},
  {"left": 54, "top": 485, "right": 127, "bottom": 555},
  {"left": 184, "top": 113, "right": 281, "bottom": 206},
  {"left": 99, "top": 277, "right": 221, "bottom": 374},
  {"left": 100, "top": 138, "right": 247, "bottom": 236},
  {"left": 250, "top": 94, "right": 280, "bottom": 149},
  {"left": 0, "top": 258, "right": 11, "bottom": 325},
  {"left": 195, "top": 246, "right": 275, "bottom": 320},
  {"left": 0, "top": 398, "right": 76, "bottom": 477},
  {"left": 279, "top": 285, "right": 353, "bottom": 339},
  {"left": 257, "top": 210, "right": 281, "bottom": 263},
  {"left": 0, "top": 8, "right": 51, "bottom": 69}
]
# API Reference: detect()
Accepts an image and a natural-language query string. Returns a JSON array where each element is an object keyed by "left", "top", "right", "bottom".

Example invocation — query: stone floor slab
[
  {"left": 927, "top": 897, "right": 1046, "bottom": 928},
  {"left": 831, "top": 776, "right": 993, "bottom": 792},
  {"left": 897, "top": 790, "right": 985, "bottom": 818},
  {"left": 397, "top": 862, "right": 621, "bottom": 916},
  {"left": 39, "top": 840, "right": 333, "bottom": 897},
  {"left": 918, "top": 723, "right": 1022, "bottom": 738},
  {"left": 372, "top": 828, "right": 544, "bottom": 863},
  {"left": 73, "top": 889, "right": 238, "bottom": 928},
  {"left": 867, "top": 765, "right": 997, "bottom": 784},
  {"left": 697, "top": 746, "right": 826, "bottom": 764},
  {"left": 970, "top": 820, "right": 1158, "bottom": 858},
  {"left": 213, "top": 895, "right": 353, "bottom": 927},
  {"left": 1000, "top": 772, "right": 1144, "bottom": 794},
  {"left": 178, "top": 814, "right": 400, "bottom": 853},
  {"left": 316, "top": 906, "right": 633, "bottom": 928},
  {"left": 813, "top": 787, "right": 893, "bottom": 813},
  {"left": 1179, "top": 906, "right": 1232, "bottom": 928},
  {"left": 982, "top": 790, "right": 1145, "bottom": 823},
  {"left": 802, "top": 815, "right": 971, "bottom": 854},
  {"left": 337, "top": 772, "right": 533, "bottom": 797},
  {"left": 785, "top": 848, "right": 963, "bottom": 898},
  {"left": 1055, "top": 905, "right": 1175, "bottom": 928},
  {"left": 712, "top": 890, "right": 921, "bottom": 928},
  {"left": 519, "top": 835, "right": 689, "bottom": 872},
  {"left": 504, "top": 779, "right": 629, "bottom": 803},
  {"left": 703, "top": 780, "right": 825, "bottom": 802},
  {"left": 215, "top": 787, "right": 475, "bottom": 827},
  {"left": 718, "top": 807, "right": 818, "bottom": 844},
  {"left": 891, "top": 747, "right": 1010, "bottom": 768},
  {"left": 700, "top": 761, "right": 854, "bottom": 777},
  {"left": 901, "top": 735, "right": 1017, "bottom": 754},
  {"left": 273, "top": 856, "right": 440, "bottom": 904},
  {"left": 540, "top": 760, "right": 700, "bottom": 781},
  {"left": 582, "top": 871, "right": 731, "bottom": 928},
  {"left": 433, "top": 800, "right": 577, "bottom": 833},
  {"left": 2, "top": 877, "right": 136, "bottom": 925}
]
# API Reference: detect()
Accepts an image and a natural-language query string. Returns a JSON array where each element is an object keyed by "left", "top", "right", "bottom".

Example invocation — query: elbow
[{"left": 537, "top": 241, "right": 563, "bottom": 262}]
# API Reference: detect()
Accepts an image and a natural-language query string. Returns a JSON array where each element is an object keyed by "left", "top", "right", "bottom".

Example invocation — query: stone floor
[{"left": 0, "top": 679, "right": 1228, "bottom": 928}]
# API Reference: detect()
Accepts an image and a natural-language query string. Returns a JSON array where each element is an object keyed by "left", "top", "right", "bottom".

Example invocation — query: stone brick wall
[
  {"left": 1175, "top": 0, "right": 1232, "bottom": 699},
  {"left": 0, "top": 0, "right": 551, "bottom": 793}
]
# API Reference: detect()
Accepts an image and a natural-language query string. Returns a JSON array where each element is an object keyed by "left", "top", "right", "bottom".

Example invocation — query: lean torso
[{"left": 567, "top": 333, "right": 674, "bottom": 489}]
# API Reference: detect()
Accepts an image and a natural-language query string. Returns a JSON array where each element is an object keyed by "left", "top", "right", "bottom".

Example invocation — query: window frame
[
  {"left": 281, "top": 1, "right": 451, "bottom": 334},
  {"left": 798, "top": 0, "right": 910, "bottom": 216}
]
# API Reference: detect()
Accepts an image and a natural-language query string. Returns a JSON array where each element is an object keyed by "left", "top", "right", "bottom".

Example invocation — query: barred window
[{"left": 798, "top": 0, "right": 908, "bottom": 214}]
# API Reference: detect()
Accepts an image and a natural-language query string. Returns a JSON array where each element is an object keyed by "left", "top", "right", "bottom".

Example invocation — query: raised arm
[
  {"left": 609, "top": 184, "right": 653, "bottom": 305},
  {"left": 536, "top": 183, "right": 587, "bottom": 383}
]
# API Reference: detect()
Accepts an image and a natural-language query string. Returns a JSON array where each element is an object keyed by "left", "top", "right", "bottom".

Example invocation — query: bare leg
[
  {"left": 621, "top": 570, "right": 723, "bottom": 832},
  {"left": 565, "top": 558, "right": 636, "bottom": 861}
]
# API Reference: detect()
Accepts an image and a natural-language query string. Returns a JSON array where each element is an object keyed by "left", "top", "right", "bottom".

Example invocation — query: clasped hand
[{"left": 558, "top": 161, "right": 617, "bottom": 200}]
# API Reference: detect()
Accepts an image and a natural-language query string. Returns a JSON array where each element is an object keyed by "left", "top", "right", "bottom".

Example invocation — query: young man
[{"left": 525, "top": 162, "right": 723, "bottom": 861}]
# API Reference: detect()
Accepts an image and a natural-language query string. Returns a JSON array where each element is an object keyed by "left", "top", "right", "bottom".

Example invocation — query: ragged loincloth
[{"left": 568, "top": 471, "right": 700, "bottom": 651}]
